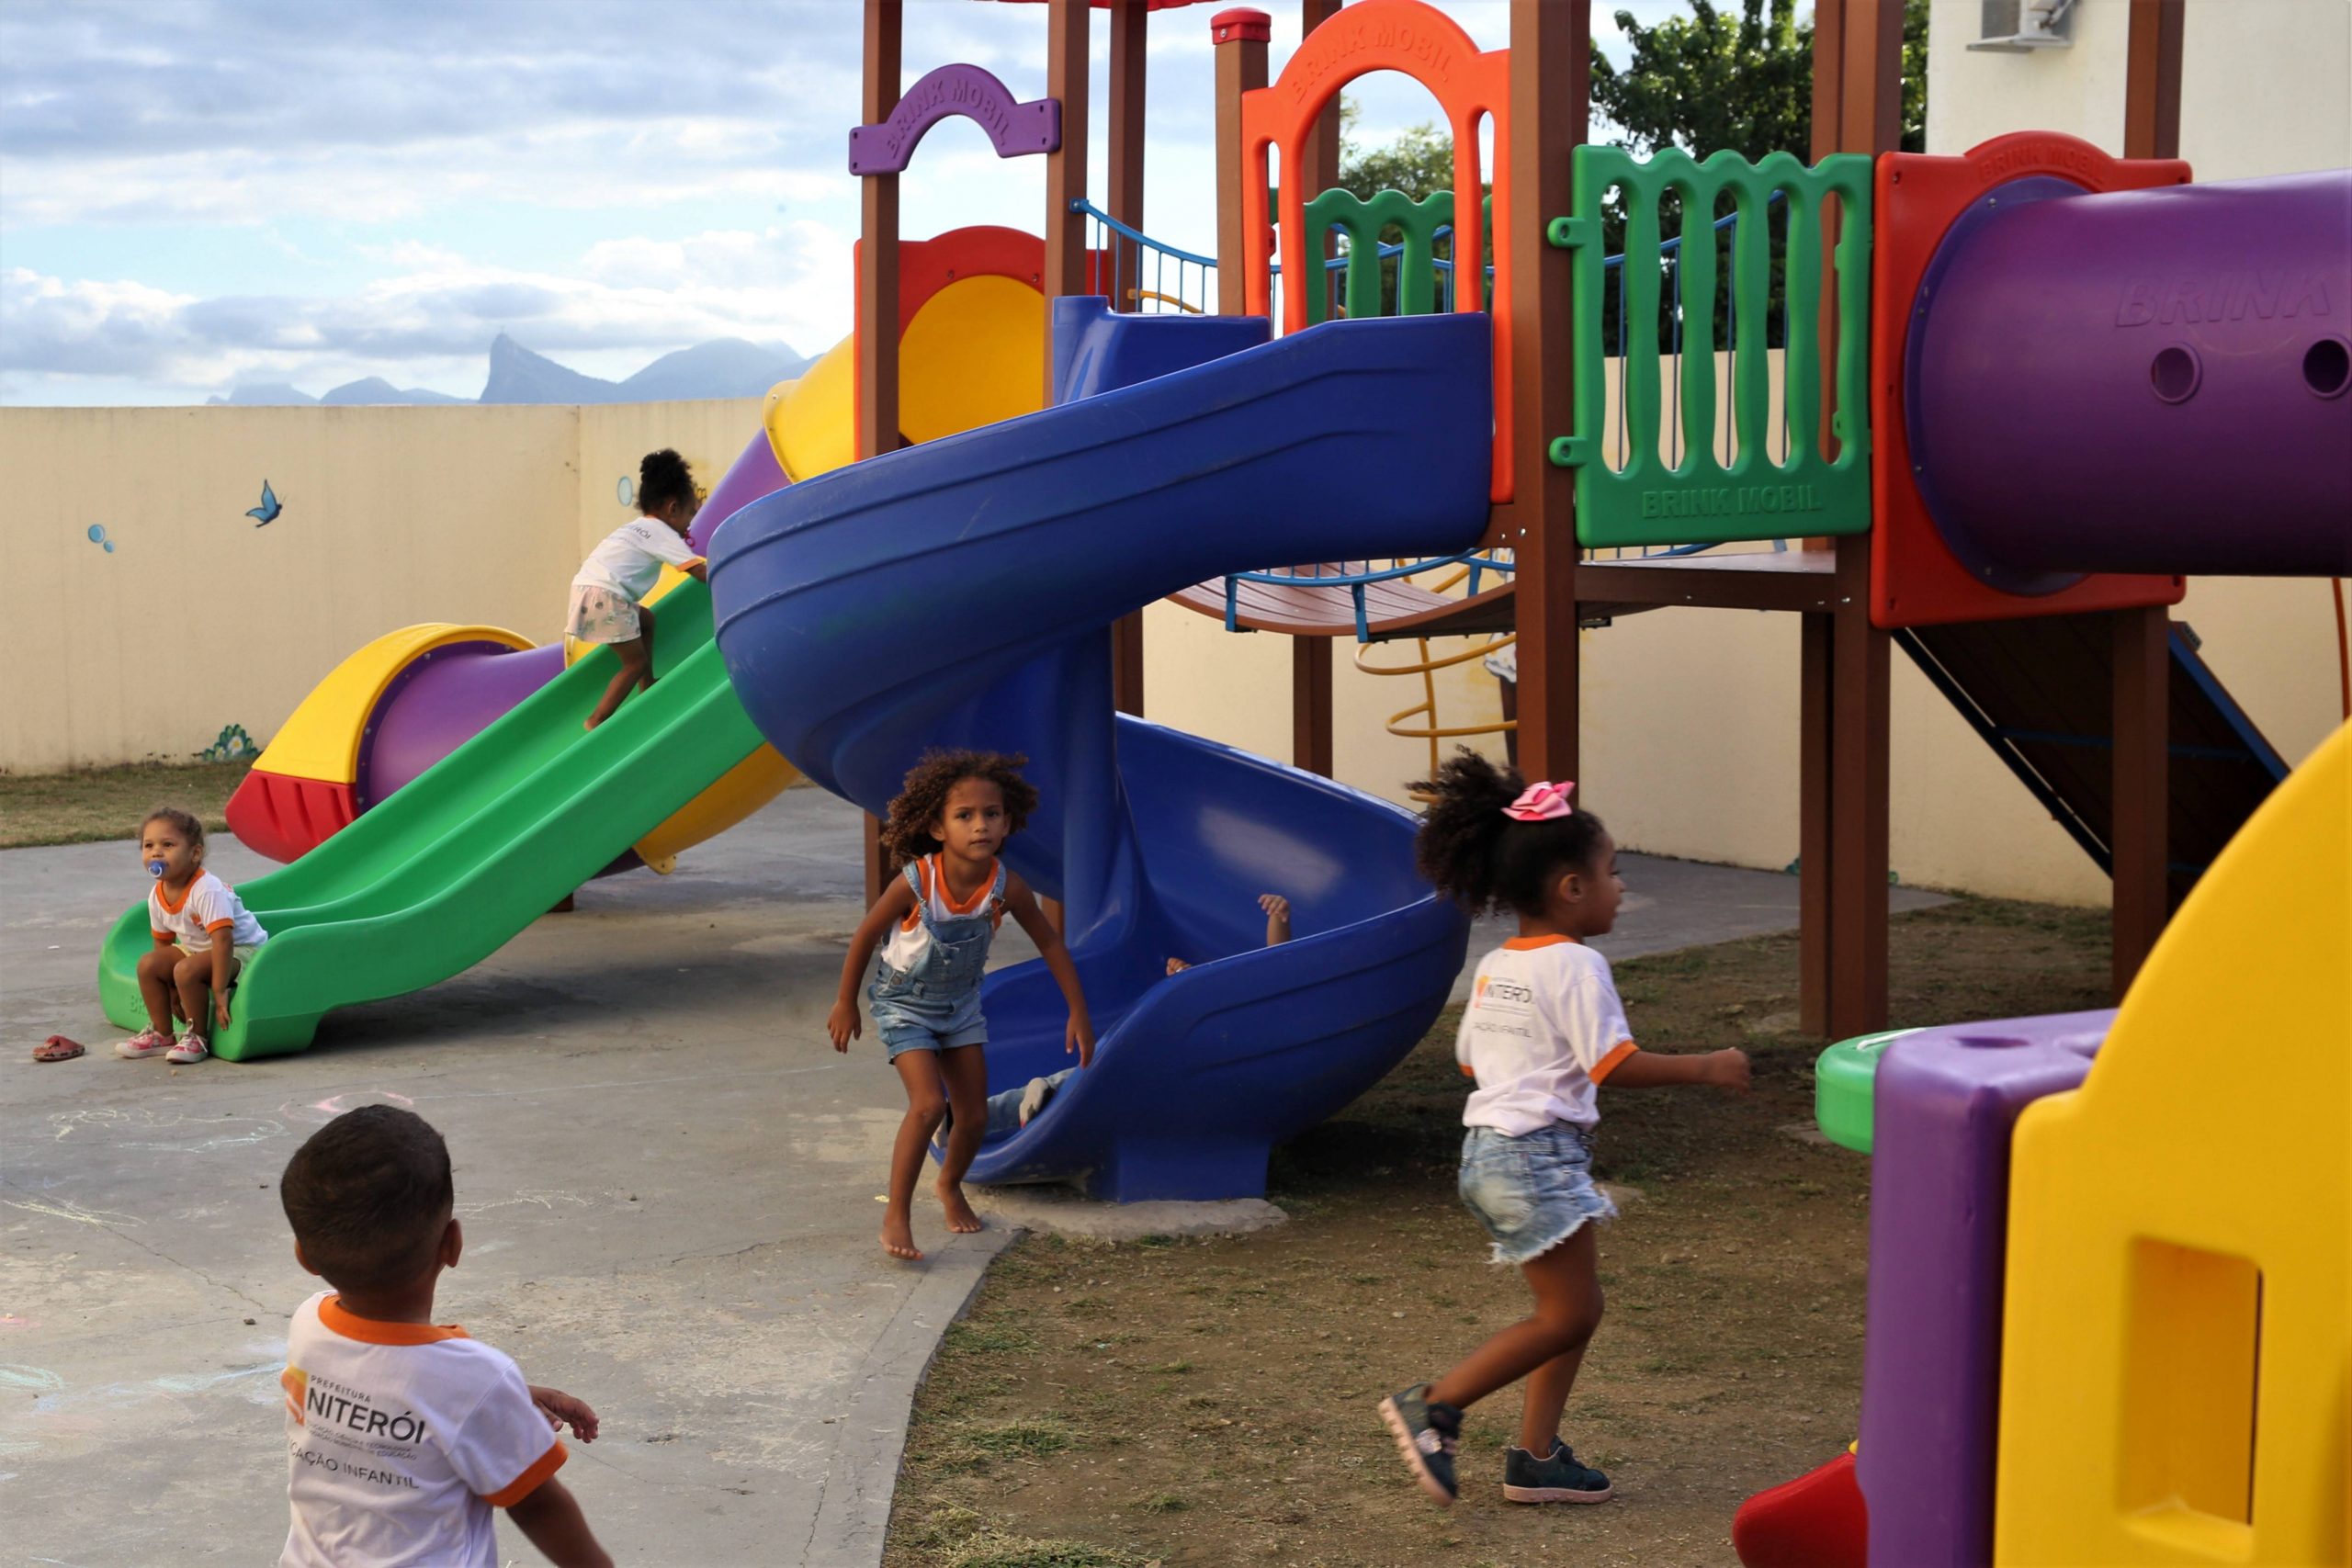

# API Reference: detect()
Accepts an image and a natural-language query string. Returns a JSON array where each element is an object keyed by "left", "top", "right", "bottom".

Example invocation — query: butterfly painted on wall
[{"left": 247, "top": 479, "right": 283, "bottom": 527}]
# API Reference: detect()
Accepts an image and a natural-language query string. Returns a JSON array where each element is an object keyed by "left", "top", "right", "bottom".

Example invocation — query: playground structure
[{"left": 87, "top": 0, "right": 2346, "bottom": 1551}]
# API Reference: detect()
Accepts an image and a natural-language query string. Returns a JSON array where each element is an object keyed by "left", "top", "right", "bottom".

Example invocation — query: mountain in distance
[
  {"left": 209, "top": 334, "right": 808, "bottom": 408},
  {"left": 319, "top": 378, "right": 467, "bottom": 406},
  {"left": 620, "top": 338, "right": 808, "bottom": 400},
  {"left": 207, "top": 382, "right": 317, "bottom": 406},
  {"left": 481, "top": 333, "right": 807, "bottom": 404}
]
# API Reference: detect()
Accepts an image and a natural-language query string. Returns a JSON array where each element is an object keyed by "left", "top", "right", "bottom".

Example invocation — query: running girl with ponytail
[{"left": 1378, "top": 751, "right": 1749, "bottom": 1510}]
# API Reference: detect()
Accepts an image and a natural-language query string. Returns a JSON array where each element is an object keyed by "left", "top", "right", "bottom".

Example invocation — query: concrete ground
[{"left": 1, "top": 784, "right": 1942, "bottom": 1565}]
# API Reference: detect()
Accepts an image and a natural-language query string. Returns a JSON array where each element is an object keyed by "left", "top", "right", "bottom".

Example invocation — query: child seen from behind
[
  {"left": 570, "top": 448, "right": 704, "bottom": 731},
  {"left": 277, "top": 1105, "right": 608, "bottom": 1567},
  {"left": 1378, "top": 751, "right": 1749, "bottom": 1508},
  {"left": 116, "top": 807, "right": 268, "bottom": 1065},
  {"left": 829, "top": 750, "right": 1095, "bottom": 1261}
]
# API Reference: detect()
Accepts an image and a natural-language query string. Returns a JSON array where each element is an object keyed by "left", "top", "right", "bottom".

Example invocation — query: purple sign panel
[{"left": 849, "top": 63, "right": 1061, "bottom": 176}]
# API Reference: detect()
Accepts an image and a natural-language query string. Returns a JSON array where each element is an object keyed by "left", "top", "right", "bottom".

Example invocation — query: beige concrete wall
[
  {"left": 574, "top": 399, "right": 765, "bottom": 559},
  {"left": 1, "top": 399, "right": 764, "bottom": 775}
]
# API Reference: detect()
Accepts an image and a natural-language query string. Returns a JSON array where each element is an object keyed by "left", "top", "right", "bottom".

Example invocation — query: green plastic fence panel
[
  {"left": 1546, "top": 145, "right": 1873, "bottom": 549},
  {"left": 1303, "top": 186, "right": 1453, "bottom": 324}
]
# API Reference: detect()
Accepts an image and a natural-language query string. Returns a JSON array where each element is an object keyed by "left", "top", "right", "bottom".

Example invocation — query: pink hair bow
[{"left": 1503, "top": 781, "right": 1576, "bottom": 822}]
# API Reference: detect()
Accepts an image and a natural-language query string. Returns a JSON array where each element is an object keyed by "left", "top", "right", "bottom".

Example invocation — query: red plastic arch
[{"left": 1238, "top": 0, "right": 1514, "bottom": 502}]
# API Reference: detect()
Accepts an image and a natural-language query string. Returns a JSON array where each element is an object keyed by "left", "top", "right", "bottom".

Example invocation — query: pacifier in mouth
[{"left": 147, "top": 859, "right": 168, "bottom": 878}]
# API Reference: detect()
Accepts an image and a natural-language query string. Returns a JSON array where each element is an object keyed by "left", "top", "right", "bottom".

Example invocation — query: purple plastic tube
[
  {"left": 1905, "top": 168, "right": 2351, "bottom": 589},
  {"left": 1856, "top": 1010, "right": 2112, "bottom": 1567}
]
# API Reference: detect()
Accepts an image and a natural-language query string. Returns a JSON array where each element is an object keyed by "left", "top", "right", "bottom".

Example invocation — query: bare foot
[
  {"left": 582, "top": 716, "right": 602, "bottom": 732},
  {"left": 881, "top": 1213, "right": 923, "bottom": 1260},
  {"left": 936, "top": 1180, "right": 984, "bottom": 1235}
]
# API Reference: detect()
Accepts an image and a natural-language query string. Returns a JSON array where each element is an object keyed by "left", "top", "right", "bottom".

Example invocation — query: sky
[{"left": 0, "top": 0, "right": 1677, "bottom": 407}]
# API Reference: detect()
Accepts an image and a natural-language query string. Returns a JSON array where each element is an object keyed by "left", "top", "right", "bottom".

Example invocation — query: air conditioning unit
[{"left": 1968, "top": 0, "right": 2076, "bottom": 52}]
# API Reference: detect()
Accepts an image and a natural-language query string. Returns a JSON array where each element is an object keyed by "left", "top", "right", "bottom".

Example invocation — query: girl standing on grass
[
  {"left": 1377, "top": 751, "right": 1749, "bottom": 1509},
  {"left": 828, "top": 750, "right": 1095, "bottom": 1262},
  {"left": 116, "top": 807, "right": 269, "bottom": 1065},
  {"left": 569, "top": 448, "right": 704, "bottom": 731}
]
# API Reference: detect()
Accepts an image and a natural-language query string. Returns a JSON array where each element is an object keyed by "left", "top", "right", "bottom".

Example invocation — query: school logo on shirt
[
  {"left": 1474, "top": 976, "right": 1534, "bottom": 1011},
  {"left": 288, "top": 1369, "right": 431, "bottom": 1445}
]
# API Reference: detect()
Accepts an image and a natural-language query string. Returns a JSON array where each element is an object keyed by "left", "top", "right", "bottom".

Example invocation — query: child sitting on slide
[
  {"left": 568, "top": 448, "right": 704, "bottom": 731},
  {"left": 113, "top": 807, "right": 269, "bottom": 1065},
  {"left": 973, "top": 893, "right": 1295, "bottom": 1138}
]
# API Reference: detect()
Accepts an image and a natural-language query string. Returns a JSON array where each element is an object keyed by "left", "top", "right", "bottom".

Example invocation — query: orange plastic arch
[{"left": 1239, "top": 0, "right": 1513, "bottom": 502}]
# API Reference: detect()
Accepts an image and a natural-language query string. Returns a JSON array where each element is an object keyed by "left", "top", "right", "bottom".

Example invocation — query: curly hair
[
  {"left": 877, "top": 750, "right": 1040, "bottom": 870},
  {"left": 637, "top": 447, "right": 697, "bottom": 516},
  {"left": 140, "top": 805, "right": 206, "bottom": 857},
  {"left": 1409, "top": 748, "right": 1609, "bottom": 917}
]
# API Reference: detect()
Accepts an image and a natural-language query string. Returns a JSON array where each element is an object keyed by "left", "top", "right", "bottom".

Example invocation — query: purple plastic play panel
[
  {"left": 848, "top": 63, "right": 1059, "bottom": 176},
  {"left": 1857, "top": 1009, "right": 2113, "bottom": 1568},
  {"left": 691, "top": 429, "right": 790, "bottom": 557},
  {"left": 360, "top": 642, "right": 564, "bottom": 807},
  {"left": 1907, "top": 168, "right": 2352, "bottom": 583}
]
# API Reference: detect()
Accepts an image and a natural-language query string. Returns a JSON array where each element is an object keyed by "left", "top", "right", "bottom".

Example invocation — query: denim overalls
[{"left": 869, "top": 857, "right": 1006, "bottom": 1059}]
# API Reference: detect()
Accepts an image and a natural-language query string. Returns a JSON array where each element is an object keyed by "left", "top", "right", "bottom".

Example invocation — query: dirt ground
[
  {"left": 0, "top": 758, "right": 252, "bottom": 847},
  {"left": 884, "top": 897, "right": 2111, "bottom": 1568}
]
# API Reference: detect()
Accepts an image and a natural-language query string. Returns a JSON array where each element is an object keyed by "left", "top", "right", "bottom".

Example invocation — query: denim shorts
[
  {"left": 1458, "top": 1122, "right": 1617, "bottom": 1266},
  {"left": 870, "top": 975, "right": 988, "bottom": 1059}
]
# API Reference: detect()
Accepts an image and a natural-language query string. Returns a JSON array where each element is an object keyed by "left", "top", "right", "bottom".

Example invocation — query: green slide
[{"left": 97, "top": 583, "right": 763, "bottom": 1060}]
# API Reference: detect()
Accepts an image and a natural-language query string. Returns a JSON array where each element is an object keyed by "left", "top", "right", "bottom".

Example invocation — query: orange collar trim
[
  {"left": 1502, "top": 934, "right": 1579, "bottom": 951},
  {"left": 153, "top": 871, "right": 206, "bottom": 915},
  {"left": 320, "top": 1296, "right": 469, "bottom": 1346},
  {"left": 933, "top": 855, "right": 999, "bottom": 916}
]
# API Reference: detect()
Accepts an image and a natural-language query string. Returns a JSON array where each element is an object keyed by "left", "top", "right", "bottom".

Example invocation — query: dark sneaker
[
  {"left": 1502, "top": 1438, "right": 1611, "bottom": 1504},
  {"left": 1377, "top": 1383, "right": 1462, "bottom": 1506}
]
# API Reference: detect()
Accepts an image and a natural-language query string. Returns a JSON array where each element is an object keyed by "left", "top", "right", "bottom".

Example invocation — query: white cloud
[{"left": 1, "top": 218, "right": 853, "bottom": 399}]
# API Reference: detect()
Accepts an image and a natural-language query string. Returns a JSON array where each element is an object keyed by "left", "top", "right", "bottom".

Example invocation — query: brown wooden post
[
  {"left": 1286, "top": 0, "right": 1344, "bottom": 777},
  {"left": 2109, "top": 0, "right": 2188, "bottom": 997},
  {"left": 1801, "top": 0, "right": 1899, "bottom": 1036},
  {"left": 1212, "top": 11, "right": 1269, "bottom": 312},
  {"left": 1108, "top": 0, "right": 1149, "bottom": 717},
  {"left": 1044, "top": 0, "right": 1093, "bottom": 377},
  {"left": 856, "top": 0, "right": 904, "bottom": 906},
  {"left": 1508, "top": 0, "right": 1589, "bottom": 787},
  {"left": 2124, "top": 0, "right": 2186, "bottom": 162}
]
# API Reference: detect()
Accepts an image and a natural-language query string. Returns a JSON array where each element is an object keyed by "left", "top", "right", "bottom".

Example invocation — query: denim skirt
[{"left": 1457, "top": 1122, "right": 1617, "bottom": 1265}]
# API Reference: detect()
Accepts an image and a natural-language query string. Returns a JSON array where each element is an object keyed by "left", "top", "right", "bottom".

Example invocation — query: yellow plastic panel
[
  {"left": 774, "top": 335, "right": 855, "bottom": 482},
  {"left": 899, "top": 273, "right": 1046, "bottom": 445},
  {"left": 1994, "top": 722, "right": 2349, "bottom": 1566},
  {"left": 254, "top": 623, "right": 534, "bottom": 784},
  {"left": 631, "top": 743, "right": 799, "bottom": 872}
]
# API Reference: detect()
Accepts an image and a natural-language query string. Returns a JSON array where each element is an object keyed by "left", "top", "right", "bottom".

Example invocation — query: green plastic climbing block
[
  {"left": 1814, "top": 1028, "right": 1920, "bottom": 1155},
  {"left": 1549, "top": 145, "right": 1873, "bottom": 549}
]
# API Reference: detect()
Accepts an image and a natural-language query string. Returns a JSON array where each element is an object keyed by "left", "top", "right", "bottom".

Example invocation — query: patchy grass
[
  {"left": 885, "top": 897, "right": 2112, "bottom": 1567},
  {"left": 0, "top": 760, "right": 254, "bottom": 849}
]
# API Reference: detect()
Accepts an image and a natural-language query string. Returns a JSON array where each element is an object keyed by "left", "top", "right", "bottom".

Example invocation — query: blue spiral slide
[{"left": 710, "top": 304, "right": 1491, "bottom": 1200}]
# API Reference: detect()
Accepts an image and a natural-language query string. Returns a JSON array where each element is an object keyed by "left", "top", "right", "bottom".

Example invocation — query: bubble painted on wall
[
  {"left": 616, "top": 476, "right": 635, "bottom": 507},
  {"left": 86, "top": 524, "right": 115, "bottom": 554}
]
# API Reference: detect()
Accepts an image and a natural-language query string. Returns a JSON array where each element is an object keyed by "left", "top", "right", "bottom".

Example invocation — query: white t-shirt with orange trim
[
  {"left": 571, "top": 517, "right": 702, "bottom": 602},
  {"left": 876, "top": 853, "right": 1007, "bottom": 973},
  {"left": 149, "top": 869, "right": 268, "bottom": 952},
  {"left": 1455, "top": 935, "right": 1637, "bottom": 1134},
  {"left": 279, "top": 1292, "right": 566, "bottom": 1568}
]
